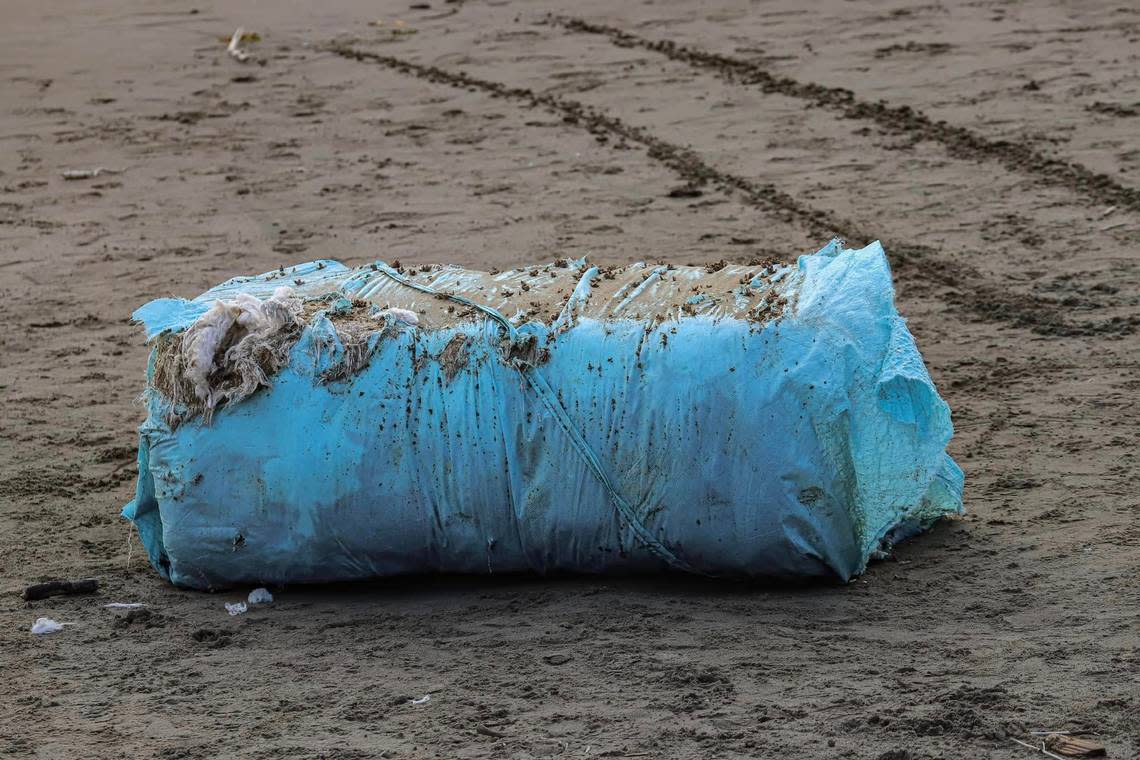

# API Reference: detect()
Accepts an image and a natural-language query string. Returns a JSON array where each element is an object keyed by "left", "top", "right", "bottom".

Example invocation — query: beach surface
[{"left": 2, "top": 1, "right": 1138, "bottom": 757}]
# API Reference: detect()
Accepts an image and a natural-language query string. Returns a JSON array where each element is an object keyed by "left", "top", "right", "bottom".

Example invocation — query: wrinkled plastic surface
[{"left": 124, "top": 241, "right": 963, "bottom": 589}]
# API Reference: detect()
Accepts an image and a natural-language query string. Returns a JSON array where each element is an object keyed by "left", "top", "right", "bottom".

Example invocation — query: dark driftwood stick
[{"left": 22, "top": 578, "right": 99, "bottom": 601}]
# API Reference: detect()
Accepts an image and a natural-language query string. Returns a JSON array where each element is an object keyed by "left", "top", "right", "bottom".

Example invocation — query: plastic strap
[{"left": 356, "top": 264, "right": 699, "bottom": 574}]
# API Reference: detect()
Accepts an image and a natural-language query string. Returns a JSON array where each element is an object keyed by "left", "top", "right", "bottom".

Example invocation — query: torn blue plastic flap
[{"left": 123, "top": 241, "right": 963, "bottom": 589}]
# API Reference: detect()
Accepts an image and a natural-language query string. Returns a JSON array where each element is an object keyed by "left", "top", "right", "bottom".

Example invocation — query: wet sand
[{"left": 2, "top": 1, "right": 1138, "bottom": 757}]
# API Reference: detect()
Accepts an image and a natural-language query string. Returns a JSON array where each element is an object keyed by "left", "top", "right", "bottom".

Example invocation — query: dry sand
[{"left": 2, "top": 1, "right": 1138, "bottom": 758}]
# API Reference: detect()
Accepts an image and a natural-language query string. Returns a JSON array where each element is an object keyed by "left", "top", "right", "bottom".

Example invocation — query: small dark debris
[
  {"left": 667, "top": 184, "right": 703, "bottom": 198},
  {"left": 23, "top": 578, "right": 98, "bottom": 601}
]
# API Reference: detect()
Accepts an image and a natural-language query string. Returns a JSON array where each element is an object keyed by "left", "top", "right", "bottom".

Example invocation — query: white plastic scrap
[
  {"left": 62, "top": 168, "right": 117, "bottom": 180},
  {"left": 224, "top": 601, "right": 248, "bottom": 616},
  {"left": 31, "top": 617, "right": 66, "bottom": 635},
  {"left": 410, "top": 695, "right": 431, "bottom": 705},
  {"left": 104, "top": 602, "right": 145, "bottom": 609},
  {"left": 227, "top": 28, "right": 251, "bottom": 62},
  {"left": 247, "top": 587, "right": 273, "bottom": 605},
  {"left": 374, "top": 307, "right": 418, "bottom": 326}
]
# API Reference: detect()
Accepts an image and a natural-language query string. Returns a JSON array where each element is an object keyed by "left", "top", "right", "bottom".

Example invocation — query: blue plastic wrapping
[{"left": 124, "top": 240, "right": 963, "bottom": 589}]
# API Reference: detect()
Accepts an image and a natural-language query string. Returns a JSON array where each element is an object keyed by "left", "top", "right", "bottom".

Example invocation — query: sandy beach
[{"left": 2, "top": 1, "right": 1138, "bottom": 757}]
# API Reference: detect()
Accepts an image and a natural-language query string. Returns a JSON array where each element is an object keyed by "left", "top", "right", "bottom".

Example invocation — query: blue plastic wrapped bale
[{"left": 123, "top": 240, "right": 963, "bottom": 589}]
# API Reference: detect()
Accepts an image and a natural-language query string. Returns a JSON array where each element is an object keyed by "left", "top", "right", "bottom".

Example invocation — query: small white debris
[
  {"left": 104, "top": 602, "right": 145, "bottom": 609},
  {"left": 31, "top": 617, "right": 65, "bottom": 635},
  {"left": 375, "top": 307, "right": 418, "bottom": 326},
  {"left": 62, "top": 168, "right": 119, "bottom": 180},
  {"left": 227, "top": 28, "right": 251, "bottom": 62},
  {"left": 247, "top": 587, "right": 273, "bottom": 605},
  {"left": 410, "top": 695, "right": 431, "bottom": 705},
  {"left": 225, "top": 601, "right": 248, "bottom": 616}
]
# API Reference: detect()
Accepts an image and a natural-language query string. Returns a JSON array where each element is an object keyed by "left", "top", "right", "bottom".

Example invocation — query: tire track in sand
[
  {"left": 328, "top": 44, "right": 1136, "bottom": 338},
  {"left": 550, "top": 15, "right": 1140, "bottom": 217}
]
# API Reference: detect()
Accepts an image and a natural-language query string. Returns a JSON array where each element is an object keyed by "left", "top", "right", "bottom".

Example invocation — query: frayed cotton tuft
[{"left": 156, "top": 287, "right": 302, "bottom": 423}]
